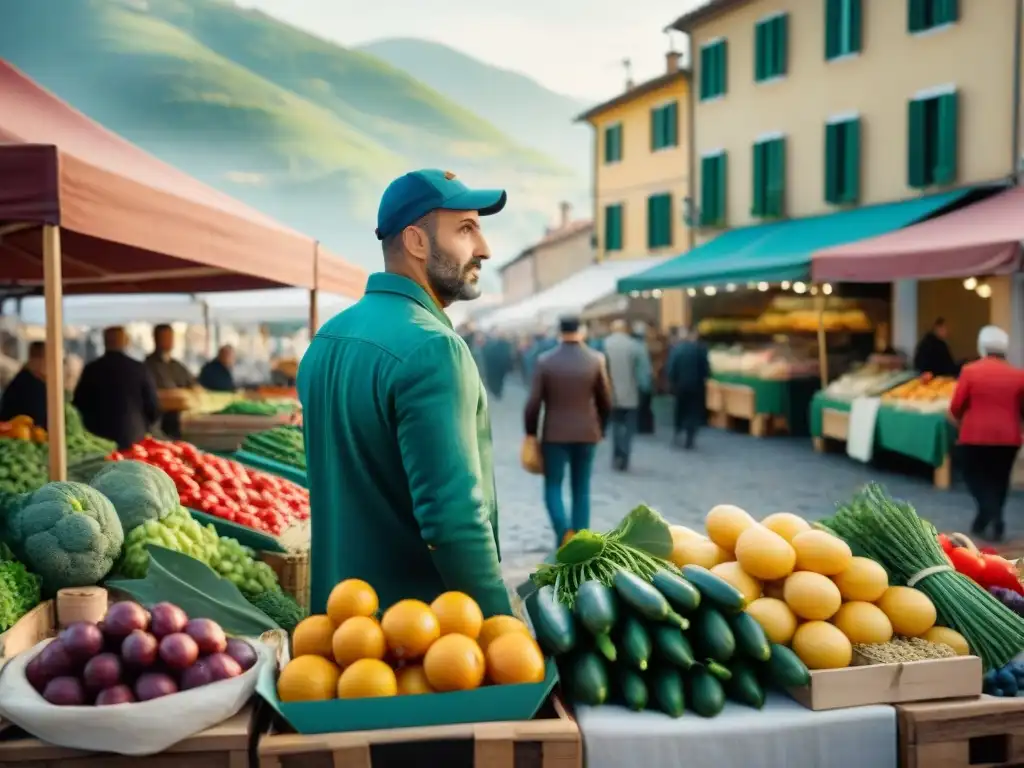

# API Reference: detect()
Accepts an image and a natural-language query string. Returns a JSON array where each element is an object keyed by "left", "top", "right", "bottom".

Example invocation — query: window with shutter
[
  {"left": 699, "top": 152, "right": 728, "bottom": 228},
  {"left": 908, "top": 0, "right": 958, "bottom": 33},
  {"left": 646, "top": 194, "right": 673, "bottom": 249},
  {"left": 604, "top": 204, "right": 623, "bottom": 252},
  {"left": 907, "top": 90, "right": 958, "bottom": 187},
  {"left": 604, "top": 123, "right": 623, "bottom": 164},
  {"left": 752, "top": 138, "right": 785, "bottom": 218},
  {"left": 824, "top": 117, "right": 861, "bottom": 204},
  {"left": 755, "top": 14, "right": 788, "bottom": 82},
  {"left": 700, "top": 40, "right": 728, "bottom": 100},
  {"left": 826, "top": 0, "right": 863, "bottom": 60},
  {"left": 651, "top": 103, "right": 680, "bottom": 151}
]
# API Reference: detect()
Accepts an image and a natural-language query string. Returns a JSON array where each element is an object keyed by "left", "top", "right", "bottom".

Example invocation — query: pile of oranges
[{"left": 277, "top": 579, "right": 547, "bottom": 702}]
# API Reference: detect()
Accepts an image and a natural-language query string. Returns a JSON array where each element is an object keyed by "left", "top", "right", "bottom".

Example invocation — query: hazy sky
[{"left": 240, "top": 0, "right": 704, "bottom": 100}]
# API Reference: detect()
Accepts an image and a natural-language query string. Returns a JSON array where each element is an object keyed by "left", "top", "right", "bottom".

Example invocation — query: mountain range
[{"left": 0, "top": 0, "right": 592, "bottom": 283}]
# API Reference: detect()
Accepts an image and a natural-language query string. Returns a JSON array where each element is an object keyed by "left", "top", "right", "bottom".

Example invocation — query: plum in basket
[
  {"left": 43, "top": 676, "right": 87, "bottom": 706},
  {"left": 59, "top": 622, "right": 104, "bottom": 663}
]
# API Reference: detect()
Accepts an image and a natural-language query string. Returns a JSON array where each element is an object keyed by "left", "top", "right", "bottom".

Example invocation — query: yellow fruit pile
[
  {"left": 276, "top": 579, "right": 546, "bottom": 702},
  {"left": 668, "top": 506, "right": 969, "bottom": 671}
]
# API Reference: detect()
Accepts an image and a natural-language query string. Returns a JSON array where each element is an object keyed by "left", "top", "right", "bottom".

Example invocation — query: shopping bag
[
  {"left": 0, "top": 637, "right": 271, "bottom": 755},
  {"left": 520, "top": 436, "right": 544, "bottom": 475}
]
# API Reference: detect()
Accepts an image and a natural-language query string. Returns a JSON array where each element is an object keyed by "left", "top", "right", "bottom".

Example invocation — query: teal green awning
[{"left": 618, "top": 189, "right": 976, "bottom": 292}]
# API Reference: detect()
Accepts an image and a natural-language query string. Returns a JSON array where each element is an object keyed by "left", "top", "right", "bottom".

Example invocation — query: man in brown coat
[{"left": 524, "top": 316, "right": 613, "bottom": 547}]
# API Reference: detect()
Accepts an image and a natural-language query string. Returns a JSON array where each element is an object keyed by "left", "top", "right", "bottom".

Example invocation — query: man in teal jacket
[{"left": 298, "top": 169, "right": 513, "bottom": 618}]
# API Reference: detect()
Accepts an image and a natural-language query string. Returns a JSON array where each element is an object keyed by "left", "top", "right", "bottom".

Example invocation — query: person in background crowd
[
  {"left": 667, "top": 328, "right": 712, "bottom": 450},
  {"left": 199, "top": 345, "right": 237, "bottom": 392},
  {"left": 0, "top": 341, "right": 48, "bottom": 427},
  {"left": 948, "top": 325, "right": 1024, "bottom": 542},
  {"left": 64, "top": 352, "right": 84, "bottom": 393},
  {"left": 632, "top": 321, "right": 656, "bottom": 434},
  {"left": 145, "top": 324, "right": 196, "bottom": 438},
  {"left": 298, "top": 168, "right": 512, "bottom": 617},
  {"left": 74, "top": 326, "right": 160, "bottom": 449},
  {"left": 521, "top": 332, "right": 546, "bottom": 385},
  {"left": 524, "top": 316, "right": 612, "bottom": 547},
  {"left": 914, "top": 317, "right": 958, "bottom": 376},
  {"left": 482, "top": 333, "right": 514, "bottom": 400},
  {"left": 586, "top": 323, "right": 607, "bottom": 356},
  {"left": 603, "top": 319, "right": 651, "bottom": 471}
]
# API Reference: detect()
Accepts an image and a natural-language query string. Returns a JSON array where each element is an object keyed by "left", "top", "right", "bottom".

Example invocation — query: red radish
[
  {"left": 95, "top": 684, "right": 136, "bottom": 706},
  {"left": 83, "top": 653, "right": 123, "bottom": 692},
  {"left": 59, "top": 622, "right": 105, "bottom": 663},
  {"left": 205, "top": 652, "right": 242, "bottom": 681},
  {"left": 134, "top": 672, "right": 178, "bottom": 701},
  {"left": 103, "top": 602, "right": 150, "bottom": 638},
  {"left": 158, "top": 633, "right": 199, "bottom": 670},
  {"left": 42, "top": 676, "right": 86, "bottom": 706},
  {"left": 121, "top": 630, "right": 159, "bottom": 667},
  {"left": 149, "top": 603, "right": 188, "bottom": 639},
  {"left": 225, "top": 638, "right": 258, "bottom": 671},
  {"left": 184, "top": 618, "right": 227, "bottom": 655}
]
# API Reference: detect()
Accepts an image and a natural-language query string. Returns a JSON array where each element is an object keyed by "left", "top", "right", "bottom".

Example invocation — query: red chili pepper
[
  {"left": 981, "top": 554, "right": 1024, "bottom": 594},
  {"left": 949, "top": 547, "right": 987, "bottom": 585},
  {"left": 937, "top": 533, "right": 954, "bottom": 553}
]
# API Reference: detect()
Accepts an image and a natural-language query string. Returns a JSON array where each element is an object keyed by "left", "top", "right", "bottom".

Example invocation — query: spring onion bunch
[
  {"left": 532, "top": 505, "right": 680, "bottom": 606},
  {"left": 821, "top": 483, "right": 1024, "bottom": 670}
]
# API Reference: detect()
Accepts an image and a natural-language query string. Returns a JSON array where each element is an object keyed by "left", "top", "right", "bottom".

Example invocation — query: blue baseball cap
[{"left": 375, "top": 169, "right": 507, "bottom": 241}]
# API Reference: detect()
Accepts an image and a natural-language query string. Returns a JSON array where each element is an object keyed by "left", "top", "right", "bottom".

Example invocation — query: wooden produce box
[
  {"left": 705, "top": 379, "right": 723, "bottom": 413},
  {"left": 0, "top": 705, "right": 256, "bottom": 768},
  {"left": 789, "top": 655, "right": 982, "bottom": 711},
  {"left": 821, "top": 408, "right": 850, "bottom": 441},
  {"left": 897, "top": 695, "right": 1024, "bottom": 768},
  {"left": 722, "top": 384, "right": 756, "bottom": 421},
  {"left": 0, "top": 603, "right": 55, "bottom": 666},
  {"left": 181, "top": 413, "right": 294, "bottom": 452},
  {"left": 259, "top": 550, "right": 310, "bottom": 611},
  {"left": 257, "top": 696, "right": 581, "bottom": 768}
]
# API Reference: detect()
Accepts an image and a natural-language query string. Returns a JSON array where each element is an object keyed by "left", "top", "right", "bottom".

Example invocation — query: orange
[
  {"left": 485, "top": 631, "right": 546, "bottom": 685},
  {"left": 327, "top": 579, "right": 379, "bottom": 625},
  {"left": 396, "top": 664, "right": 434, "bottom": 695},
  {"left": 332, "top": 616, "right": 387, "bottom": 668},
  {"left": 381, "top": 600, "right": 441, "bottom": 660},
  {"left": 423, "top": 633, "right": 486, "bottom": 692},
  {"left": 337, "top": 658, "right": 398, "bottom": 699},
  {"left": 291, "top": 615, "right": 336, "bottom": 659},
  {"left": 430, "top": 592, "right": 484, "bottom": 639},
  {"left": 277, "top": 655, "right": 340, "bottom": 702},
  {"left": 477, "top": 615, "right": 530, "bottom": 652}
]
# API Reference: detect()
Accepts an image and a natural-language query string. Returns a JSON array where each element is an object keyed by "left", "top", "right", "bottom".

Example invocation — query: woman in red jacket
[{"left": 949, "top": 325, "right": 1024, "bottom": 541}]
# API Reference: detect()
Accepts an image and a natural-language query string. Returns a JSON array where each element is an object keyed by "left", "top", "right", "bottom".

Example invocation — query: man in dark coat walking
[{"left": 666, "top": 328, "right": 711, "bottom": 450}]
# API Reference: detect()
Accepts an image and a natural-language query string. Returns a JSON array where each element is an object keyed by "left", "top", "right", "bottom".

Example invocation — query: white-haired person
[{"left": 948, "top": 325, "right": 1024, "bottom": 541}]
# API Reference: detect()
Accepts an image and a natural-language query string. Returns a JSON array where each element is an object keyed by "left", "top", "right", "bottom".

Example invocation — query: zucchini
[
  {"left": 729, "top": 611, "right": 771, "bottom": 662},
  {"left": 616, "top": 667, "right": 649, "bottom": 711},
  {"left": 702, "top": 659, "right": 732, "bottom": 682},
  {"left": 681, "top": 565, "right": 747, "bottom": 613},
  {"left": 532, "top": 585, "right": 577, "bottom": 656},
  {"left": 574, "top": 580, "right": 619, "bottom": 662},
  {"left": 611, "top": 570, "right": 688, "bottom": 629},
  {"left": 763, "top": 643, "right": 811, "bottom": 689},
  {"left": 650, "top": 667, "right": 685, "bottom": 718},
  {"left": 725, "top": 660, "right": 765, "bottom": 709},
  {"left": 569, "top": 652, "right": 610, "bottom": 705},
  {"left": 692, "top": 608, "right": 736, "bottom": 662},
  {"left": 650, "top": 570, "right": 701, "bottom": 614},
  {"left": 651, "top": 625, "right": 695, "bottom": 670},
  {"left": 689, "top": 666, "right": 726, "bottom": 717},
  {"left": 618, "top": 614, "right": 652, "bottom": 671}
]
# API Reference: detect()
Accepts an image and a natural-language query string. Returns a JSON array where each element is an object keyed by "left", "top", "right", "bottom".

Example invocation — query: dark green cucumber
[
  {"left": 729, "top": 611, "right": 771, "bottom": 661},
  {"left": 574, "top": 580, "right": 619, "bottom": 662},
  {"left": 533, "top": 585, "right": 577, "bottom": 656},
  {"left": 618, "top": 614, "right": 652, "bottom": 671},
  {"left": 617, "top": 667, "right": 649, "bottom": 711},
  {"left": 763, "top": 643, "right": 811, "bottom": 689},
  {"left": 689, "top": 666, "right": 726, "bottom": 717},
  {"left": 702, "top": 659, "right": 732, "bottom": 682},
  {"left": 650, "top": 570, "right": 701, "bottom": 614},
  {"left": 651, "top": 625, "right": 695, "bottom": 670},
  {"left": 569, "top": 652, "right": 610, "bottom": 705},
  {"left": 650, "top": 667, "right": 685, "bottom": 718},
  {"left": 692, "top": 608, "right": 736, "bottom": 662},
  {"left": 725, "top": 660, "right": 765, "bottom": 709},
  {"left": 680, "top": 565, "right": 747, "bottom": 613},
  {"left": 611, "top": 570, "right": 688, "bottom": 629}
]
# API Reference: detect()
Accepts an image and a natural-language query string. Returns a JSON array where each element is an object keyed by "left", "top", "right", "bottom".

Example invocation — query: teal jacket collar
[{"left": 365, "top": 272, "right": 453, "bottom": 329}]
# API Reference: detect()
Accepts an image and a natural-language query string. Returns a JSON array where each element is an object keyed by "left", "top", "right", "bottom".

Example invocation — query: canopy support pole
[
  {"left": 816, "top": 291, "right": 829, "bottom": 391},
  {"left": 43, "top": 225, "right": 67, "bottom": 482},
  {"left": 309, "top": 242, "right": 320, "bottom": 335}
]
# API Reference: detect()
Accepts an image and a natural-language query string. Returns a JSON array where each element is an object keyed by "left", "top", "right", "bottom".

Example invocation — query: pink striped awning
[{"left": 812, "top": 186, "right": 1024, "bottom": 282}]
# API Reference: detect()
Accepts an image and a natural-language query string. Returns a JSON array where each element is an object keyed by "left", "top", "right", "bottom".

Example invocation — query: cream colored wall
[
  {"left": 533, "top": 230, "right": 596, "bottom": 291},
  {"left": 916, "top": 279, "right": 990, "bottom": 361},
  {"left": 692, "top": 0, "right": 1019, "bottom": 228},
  {"left": 500, "top": 257, "right": 536, "bottom": 304},
  {"left": 590, "top": 78, "right": 691, "bottom": 260}
]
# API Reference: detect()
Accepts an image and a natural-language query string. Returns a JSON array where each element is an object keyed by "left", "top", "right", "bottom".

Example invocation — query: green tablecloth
[
  {"left": 712, "top": 374, "right": 821, "bottom": 437},
  {"left": 809, "top": 391, "right": 954, "bottom": 468}
]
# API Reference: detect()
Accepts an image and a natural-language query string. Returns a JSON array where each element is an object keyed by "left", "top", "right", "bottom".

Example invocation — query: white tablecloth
[{"left": 576, "top": 693, "right": 896, "bottom": 768}]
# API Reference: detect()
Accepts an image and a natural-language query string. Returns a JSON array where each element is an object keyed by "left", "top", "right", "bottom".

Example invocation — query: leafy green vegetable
[
  {"left": 0, "top": 557, "right": 41, "bottom": 631},
  {"left": 248, "top": 589, "right": 307, "bottom": 634},
  {"left": 90, "top": 460, "right": 179, "bottom": 532},
  {"left": 106, "top": 545, "right": 277, "bottom": 636}
]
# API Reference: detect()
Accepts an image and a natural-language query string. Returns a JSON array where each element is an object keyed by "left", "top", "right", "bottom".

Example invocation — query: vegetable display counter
[
  {"left": 809, "top": 393, "right": 955, "bottom": 489},
  {"left": 708, "top": 374, "right": 820, "bottom": 438}
]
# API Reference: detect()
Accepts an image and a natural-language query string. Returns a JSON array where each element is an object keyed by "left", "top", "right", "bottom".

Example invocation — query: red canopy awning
[
  {"left": 0, "top": 60, "right": 365, "bottom": 296},
  {"left": 813, "top": 186, "right": 1024, "bottom": 282}
]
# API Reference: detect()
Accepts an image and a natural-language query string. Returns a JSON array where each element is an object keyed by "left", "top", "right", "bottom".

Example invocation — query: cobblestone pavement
[{"left": 493, "top": 382, "right": 1024, "bottom": 582}]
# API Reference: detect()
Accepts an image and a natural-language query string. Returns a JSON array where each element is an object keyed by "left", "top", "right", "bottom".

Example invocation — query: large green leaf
[
  {"left": 105, "top": 545, "right": 277, "bottom": 635},
  {"left": 608, "top": 505, "right": 674, "bottom": 559}
]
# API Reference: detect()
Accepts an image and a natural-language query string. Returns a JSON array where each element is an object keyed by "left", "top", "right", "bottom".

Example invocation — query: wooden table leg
[
  {"left": 812, "top": 437, "right": 825, "bottom": 453},
  {"left": 933, "top": 455, "right": 952, "bottom": 490}
]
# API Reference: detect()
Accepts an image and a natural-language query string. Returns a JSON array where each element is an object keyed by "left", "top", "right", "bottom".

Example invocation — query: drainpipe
[
  {"left": 590, "top": 124, "right": 601, "bottom": 263},
  {"left": 687, "top": 40, "right": 697, "bottom": 251},
  {"left": 1013, "top": 0, "right": 1022, "bottom": 183}
]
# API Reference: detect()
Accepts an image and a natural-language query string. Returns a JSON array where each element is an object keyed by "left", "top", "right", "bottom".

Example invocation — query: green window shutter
[
  {"left": 717, "top": 41, "right": 728, "bottom": 95},
  {"left": 646, "top": 196, "right": 656, "bottom": 248},
  {"left": 908, "top": 0, "right": 927, "bottom": 32},
  {"left": 666, "top": 102, "right": 678, "bottom": 146},
  {"left": 938, "top": 0, "right": 959, "bottom": 24},
  {"left": 935, "top": 92, "right": 958, "bottom": 185},
  {"left": 650, "top": 107, "right": 660, "bottom": 150},
  {"left": 842, "top": 119, "right": 861, "bottom": 202},
  {"left": 604, "top": 205, "right": 622, "bottom": 251},
  {"left": 700, "top": 156, "right": 714, "bottom": 225},
  {"left": 825, "top": 0, "right": 841, "bottom": 59},
  {"left": 752, "top": 142, "right": 766, "bottom": 216},
  {"left": 907, "top": 99, "right": 927, "bottom": 188},
  {"left": 603, "top": 127, "right": 612, "bottom": 163},
  {"left": 754, "top": 23, "right": 766, "bottom": 81},
  {"left": 614, "top": 125, "right": 623, "bottom": 162},
  {"left": 848, "top": 0, "right": 863, "bottom": 53},
  {"left": 824, "top": 122, "right": 840, "bottom": 203},
  {"left": 699, "top": 47, "right": 710, "bottom": 99},
  {"left": 662, "top": 195, "right": 673, "bottom": 247},
  {"left": 716, "top": 153, "right": 728, "bottom": 226},
  {"left": 775, "top": 15, "right": 789, "bottom": 76},
  {"left": 766, "top": 138, "right": 786, "bottom": 217}
]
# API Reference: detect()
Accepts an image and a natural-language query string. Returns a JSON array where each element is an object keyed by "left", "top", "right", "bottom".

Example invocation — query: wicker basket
[{"left": 261, "top": 550, "right": 311, "bottom": 610}]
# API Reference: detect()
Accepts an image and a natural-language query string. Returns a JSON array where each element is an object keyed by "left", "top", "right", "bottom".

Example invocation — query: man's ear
[{"left": 402, "top": 225, "right": 430, "bottom": 262}]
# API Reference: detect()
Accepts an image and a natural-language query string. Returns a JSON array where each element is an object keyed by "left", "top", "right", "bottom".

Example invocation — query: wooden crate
[
  {"left": 897, "top": 696, "right": 1024, "bottom": 768},
  {"left": 0, "top": 705, "right": 255, "bottom": 768},
  {"left": 260, "top": 550, "right": 310, "bottom": 610},
  {"left": 257, "top": 696, "right": 581, "bottom": 768},
  {"left": 705, "top": 380, "right": 723, "bottom": 413},
  {"left": 0, "top": 602, "right": 55, "bottom": 665},
  {"left": 821, "top": 408, "right": 850, "bottom": 441}
]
